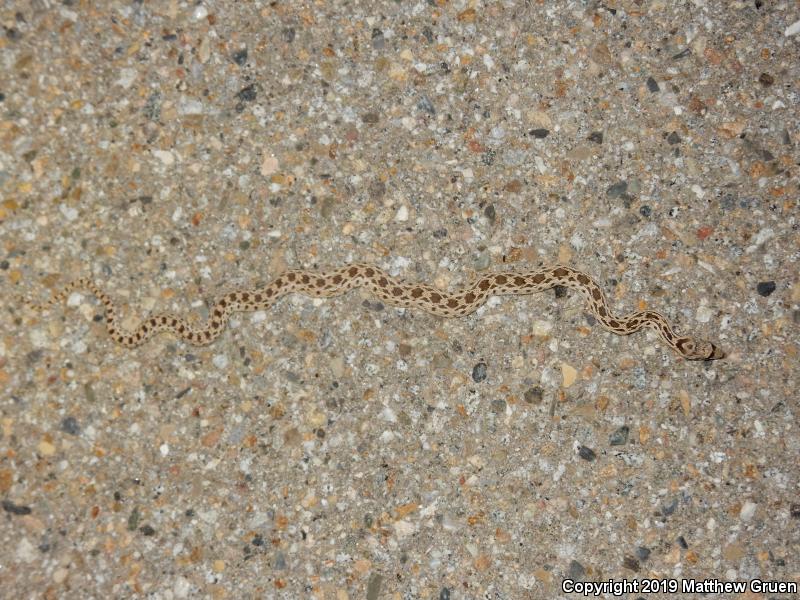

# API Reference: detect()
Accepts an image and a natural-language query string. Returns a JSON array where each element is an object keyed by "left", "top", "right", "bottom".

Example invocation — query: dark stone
[
  {"left": 252, "top": 534, "right": 264, "bottom": 546},
  {"left": 639, "top": 205, "right": 651, "bottom": 217},
  {"left": 371, "top": 28, "right": 384, "bottom": 50},
  {"left": 588, "top": 131, "right": 603, "bottom": 144},
  {"left": 2, "top": 500, "right": 32, "bottom": 515},
  {"left": 554, "top": 285, "right": 568, "bottom": 298},
  {"left": 609, "top": 425, "right": 629, "bottom": 446},
  {"left": 236, "top": 84, "right": 257, "bottom": 102},
  {"left": 282, "top": 27, "right": 295, "bottom": 43},
  {"left": 758, "top": 72, "right": 774, "bottom": 87},
  {"left": 676, "top": 535, "right": 688, "bottom": 549},
  {"left": 646, "top": 77, "right": 660, "bottom": 92},
  {"left": 578, "top": 446, "right": 596, "bottom": 461},
  {"left": 232, "top": 48, "right": 248, "bottom": 65},
  {"left": 484, "top": 204, "right": 496, "bottom": 222},
  {"left": 524, "top": 387, "right": 543, "bottom": 404},
  {"left": 362, "top": 112, "right": 380, "bottom": 124},
  {"left": 790, "top": 504, "right": 800, "bottom": 518},
  {"left": 439, "top": 588, "right": 451, "bottom": 600},
  {"left": 60, "top": 416, "right": 80, "bottom": 436},
  {"left": 756, "top": 281, "right": 776, "bottom": 297},
  {"left": 623, "top": 555, "right": 640, "bottom": 571},
  {"left": 139, "top": 524, "right": 156, "bottom": 536},
  {"left": 529, "top": 128, "right": 549, "bottom": 138},
  {"left": 472, "top": 362, "right": 488, "bottom": 382},
  {"left": 432, "top": 228, "right": 448, "bottom": 239},
  {"left": 635, "top": 546, "right": 651, "bottom": 561},
  {"left": 667, "top": 131, "right": 681, "bottom": 145},
  {"left": 567, "top": 560, "right": 585, "bottom": 580}
]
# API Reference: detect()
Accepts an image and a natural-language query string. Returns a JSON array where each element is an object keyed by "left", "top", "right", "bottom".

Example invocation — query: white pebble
[
  {"left": 116, "top": 68, "right": 137, "bottom": 89},
  {"left": 212, "top": 354, "right": 229, "bottom": 369},
  {"left": 16, "top": 538, "right": 36, "bottom": 563},
  {"left": 695, "top": 303, "right": 713, "bottom": 323},
  {"left": 785, "top": 19, "right": 800, "bottom": 37},
  {"left": 160, "top": 443, "right": 169, "bottom": 456},
  {"left": 739, "top": 501, "right": 757, "bottom": 521},
  {"left": 532, "top": 320, "right": 553, "bottom": 336},
  {"left": 174, "top": 577, "right": 191, "bottom": 599},
  {"left": 691, "top": 184, "right": 705, "bottom": 199},
  {"left": 395, "top": 205, "right": 409, "bottom": 221},
  {"left": 59, "top": 203, "right": 78, "bottom": 221},
  {"left": 193, "top": 5, "right": 208, "bottom": 20},
  {"left": 178, "top": 98, "right": 204, "bottom": 115},
  {"left": 153, "top": 150, "right": 174, "bottom": 166}
]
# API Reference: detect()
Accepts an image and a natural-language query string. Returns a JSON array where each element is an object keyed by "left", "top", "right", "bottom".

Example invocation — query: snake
[{"left": 20, "top": 264, "right": 725, "bottom": 360}]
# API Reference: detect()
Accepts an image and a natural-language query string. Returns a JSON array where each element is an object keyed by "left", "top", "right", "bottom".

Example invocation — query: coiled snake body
[{"left": 22, "top": 264, "right": 724, "bottom": 361}]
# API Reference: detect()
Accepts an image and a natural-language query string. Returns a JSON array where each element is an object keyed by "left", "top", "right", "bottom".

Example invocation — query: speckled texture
[{"left": 1, "top": 1, "right": 798, "bottom": 598}]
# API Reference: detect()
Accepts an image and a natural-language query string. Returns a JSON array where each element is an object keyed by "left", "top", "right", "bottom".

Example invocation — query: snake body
[{"left": 22, "top": 264, "right": 724, "bottom": 360}]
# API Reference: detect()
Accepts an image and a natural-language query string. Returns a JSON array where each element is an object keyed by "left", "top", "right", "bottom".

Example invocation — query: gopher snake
[{"left": 21, "top": 264, "right": 724, "bottom": 360}]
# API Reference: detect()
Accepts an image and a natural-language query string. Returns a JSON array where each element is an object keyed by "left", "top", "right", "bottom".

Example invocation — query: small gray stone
[
  {"left": 646, "top": 77, "right": 660, "bottom": 92},
  {"left": 660, "top": 498, "right": 678, "bottom": 517},
  {"left": 606, "top": 181, "right": 628, "bottom": 198},
  {"left": 417, "top": 95, "right": 436, "bottom": 115},
  {"left": 609, "top": 425, "right": 629, "bottom": 446},
  {"left": 366, "top": 573, "right": 383, "bottom": 600},
  {"left": 524, "top": 387, "right": 544, "bottom": 404},
  {"left": 623, "top": 555, "right": 640, "bottom": 571},
  {"left": 61, "top": 416, "right": 81, "bottom": 436},
  {"left": 567, "top": 560, "right": 585, "bottom": 580},
  {"left": 491, "top": 400, "right": 506, "bottom": 413},
  {"left": 371, "top": 28, "right": 384, "bottom": 50}
]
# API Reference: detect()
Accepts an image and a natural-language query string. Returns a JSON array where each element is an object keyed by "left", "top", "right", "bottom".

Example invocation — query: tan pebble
[
  {"left": 639, "top": 425, "right": 651, "bottom": 444},
  {"left": 261, "top": 155, "right": 279, "bottom": 176},
  {"left": 53, "top": 568, "right": 68, "bottom": 583},
  {"left": 561, "top": 362, "right": 577, "bottom": 387},
  {"left": 679, "top": 390, "right": 691, "bottom": 416},
  {"left": 212, "top": 560, "right": 225, "bottom": 573},
  {"left": 0, "top": 468, "right": 12, "bottom": 493},
  {"left": 307, "top": 411, "right": 326, "bottom": 428},
  {"left": 353, "top": 559, "right": 371, "bottom": 574},
  {"left": 336, "top": 590, "right": 349, "bottom": 600},
  {"left": 38, "top": 440, "right": 56, "bottom": 456},
  {"left": 723, "top": 543, "right": 744, "bottom": 561},
  {"left": 474, "top": 554, "right": 492, "bottom": 571}
]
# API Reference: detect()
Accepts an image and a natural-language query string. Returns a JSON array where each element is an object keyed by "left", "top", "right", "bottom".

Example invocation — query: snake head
[{"left": 676, "top": 337, "right": 725, "bottom": 361}]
